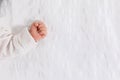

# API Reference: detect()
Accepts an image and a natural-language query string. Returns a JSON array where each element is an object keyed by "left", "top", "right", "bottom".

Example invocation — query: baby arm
[{"left": 0, "top": 21, "right": 47, "bottom": 58}]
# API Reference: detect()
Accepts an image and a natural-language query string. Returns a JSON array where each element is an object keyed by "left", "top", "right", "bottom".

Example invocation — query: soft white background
[{"left": 0, "top": 0, "right": 120, "bottom": 80}]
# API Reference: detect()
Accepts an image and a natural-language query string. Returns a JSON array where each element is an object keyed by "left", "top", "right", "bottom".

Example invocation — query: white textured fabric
[
  {"left": 1, "top": 0, "right": 120, "bottom": 80},
  {"left": 0, "top": 27, "right": 37, "bottom": 58}
]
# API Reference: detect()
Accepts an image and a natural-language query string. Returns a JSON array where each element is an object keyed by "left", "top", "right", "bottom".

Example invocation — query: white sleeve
[{"left": 0, "top": 27, "right": 37, "bottom": 58}]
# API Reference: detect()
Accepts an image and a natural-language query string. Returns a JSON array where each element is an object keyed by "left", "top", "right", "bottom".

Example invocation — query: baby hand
[{"left": 29, "top": 21, "right": 47, "bottom": 42}]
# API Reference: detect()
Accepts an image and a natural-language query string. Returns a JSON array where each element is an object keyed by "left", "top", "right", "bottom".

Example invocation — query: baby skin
[{"left": 29, "top": 21, "right": 47, "bottom": 42}]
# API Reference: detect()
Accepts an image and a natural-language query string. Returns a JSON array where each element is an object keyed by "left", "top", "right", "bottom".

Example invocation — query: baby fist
[{"left": 29, "top": 21, "right": 47, "bottom": 42}]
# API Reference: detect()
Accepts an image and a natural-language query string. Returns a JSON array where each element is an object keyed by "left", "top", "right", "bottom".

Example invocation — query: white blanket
[{"left": 0, "top": 0, "right": 120, "bottom": 80}]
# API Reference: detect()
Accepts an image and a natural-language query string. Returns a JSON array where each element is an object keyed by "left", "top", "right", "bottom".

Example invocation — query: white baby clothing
[{"left": 0, "top": 27, "right": 37, "bottom": 58}]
